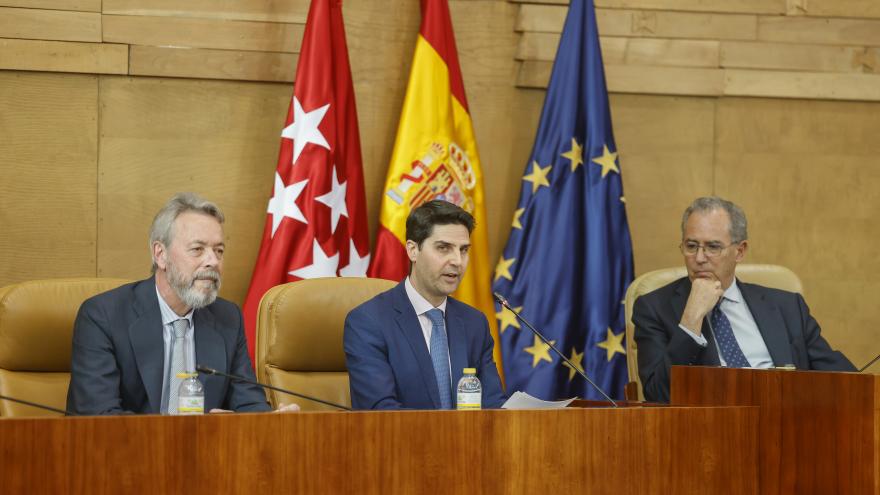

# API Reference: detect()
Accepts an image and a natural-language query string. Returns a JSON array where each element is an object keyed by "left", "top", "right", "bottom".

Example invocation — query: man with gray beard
[{"left": 67, "top": 193, "right": 278, "bottom": 414}]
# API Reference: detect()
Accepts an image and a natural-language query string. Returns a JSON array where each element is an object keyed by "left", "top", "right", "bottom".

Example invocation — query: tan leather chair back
[
  {"left": 623, "top": 264, "right": 802, "bottom": 401},
  {"left": 256, "top": 277, "right": 396, "bottom": 411},
  {"left": 0, "top": 278, "right": 130, "bottom": 417}
]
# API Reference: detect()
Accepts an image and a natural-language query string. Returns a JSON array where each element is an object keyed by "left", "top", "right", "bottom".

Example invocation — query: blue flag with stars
[{"left": 493, "top": 0, "right": 634, "bottom": 401}]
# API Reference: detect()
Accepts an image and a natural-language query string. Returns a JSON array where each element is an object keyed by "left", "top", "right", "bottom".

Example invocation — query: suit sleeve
[
  {"left": 476, "top": 316, "right": 507, "bottom": 408},
  {"left": 66, "top": 300, "right": 130, "bottom": 415},
  {"left": 632, "top": 295, "right": 706, "bottom": 403},
  {"left": 795, "top": 294, "right": 856, "bottom": 372},
  {"left": 222, "top": 309, "right": 271, "bottom": 412},
  {"left": 343, "top": 307, "right": 405, "bottom": 410}
]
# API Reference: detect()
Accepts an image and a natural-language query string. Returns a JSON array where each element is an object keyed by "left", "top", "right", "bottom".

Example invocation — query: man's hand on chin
[{"left": 680, "top": 276, "right": 724, "bottom": 334}]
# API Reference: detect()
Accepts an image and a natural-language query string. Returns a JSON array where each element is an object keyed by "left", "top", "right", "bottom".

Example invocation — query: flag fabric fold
[
  {"left": 242, "top": 0, "right": 370, "bottom": 362},
  {"left": 368, "top": 0, "right": 502, "bottom": 372},
  {"left": 492, "top": 0, "right": 634, "bottom": 400}
]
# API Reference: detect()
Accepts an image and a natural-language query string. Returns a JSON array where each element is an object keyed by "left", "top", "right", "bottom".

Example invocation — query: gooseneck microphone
[
  {"left": 195, "top": 365, "right": 351, "bottom": 411},
  {"left": 493, "top": 292, "right": 618, "bottom": 407},
  {"left": 0, "top": 394, "right": 74, "bottom": 415},
  {"left": 859, "top": 354, "right": 880, "bottom": 372}
]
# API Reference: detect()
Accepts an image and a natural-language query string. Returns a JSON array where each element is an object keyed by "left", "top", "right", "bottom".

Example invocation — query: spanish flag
[{"left": 369, "top": 0, "right": 502, "bottom": 374}]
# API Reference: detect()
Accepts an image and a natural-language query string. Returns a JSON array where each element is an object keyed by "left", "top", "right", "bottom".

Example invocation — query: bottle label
[
  {"left": 457, "top": 392, "right": 481, "bottom": 410},
  {"left": 178, "top": 396, "right": 204, "bottom": 415}
]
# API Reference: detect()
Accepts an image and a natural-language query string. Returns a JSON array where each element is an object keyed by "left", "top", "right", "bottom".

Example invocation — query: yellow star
[
  {"left": 523, "top": 334, "right": 555, "bottom": 368},
  {"left": 511, "top": 208, "right": 524, "bottom": 230},
  {"left": 561, "top": 138, "right": 584, "bottom": 171},
  {"left": 591, "top": 145, "right": 619, "bottom": 178},
  {"left": 562, "top": 347, "right": 584, "bottom": 382},
  {"left": 522, "top": 161, "right": 552, "bottom": 193},
  {"left": 596, "top": 327, "right": 626, "bottom": 362},
  {"left": 494, "top": 256, "right": 515, "bottom": 282},
  {"left": 496, "top": 305, "right": 523, "bottom": 333},
  {"left": 620, "top": 196, "right": 626, "bottom": 203}
]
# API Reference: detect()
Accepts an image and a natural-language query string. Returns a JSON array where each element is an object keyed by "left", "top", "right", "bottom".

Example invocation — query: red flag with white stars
[{"left": 242, "top": 0, "right": 370, "bottom": 362}]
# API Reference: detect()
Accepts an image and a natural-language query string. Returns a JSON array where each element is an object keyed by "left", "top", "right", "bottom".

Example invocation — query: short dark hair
[{"left": 406, "top": 200, "right": 475, "bottom": 248}]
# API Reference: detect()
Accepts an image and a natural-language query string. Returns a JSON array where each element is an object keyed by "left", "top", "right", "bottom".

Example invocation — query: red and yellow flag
[{"left": 368, "top": 0, "right": 502, "bottom": 375}]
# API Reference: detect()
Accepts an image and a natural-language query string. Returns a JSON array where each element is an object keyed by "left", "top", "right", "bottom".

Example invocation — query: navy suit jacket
[
  {"left": 633, "top": 277, "right": 855, "bottom": 403},
  {"left": 343, "top": 281, "right": 507, "bottom": 410},
  {"left": 66, "top": 277, "right": 270, "bottom": 414}
]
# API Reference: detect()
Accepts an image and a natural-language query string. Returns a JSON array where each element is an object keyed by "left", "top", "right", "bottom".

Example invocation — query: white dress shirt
[{"left": 678, "top": 280, "right": 774, "bottom": 368}]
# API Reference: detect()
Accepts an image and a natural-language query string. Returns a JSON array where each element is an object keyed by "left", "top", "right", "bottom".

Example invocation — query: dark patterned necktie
[{"left": 710, "top": 302, "right": 750, "bottom": 368}]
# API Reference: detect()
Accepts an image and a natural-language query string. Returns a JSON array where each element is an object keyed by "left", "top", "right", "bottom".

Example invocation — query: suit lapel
[
  {"left": 128, "top": 278, "right": 165, "bottom": 413},
  {"left": 194, "top": 306, "right": 226, "bottom": 411},
  {"left": 739, "top": 281, "right": 793, "bottom": 366},
  {"left": 392, "top": 283, "right": 442, "bottom": 408},
  {"left": 672, "top": 279, "right": 720, "bottom": 366},
  {"left": 445, "top": 301, "right": 468, "bottom": 394}
]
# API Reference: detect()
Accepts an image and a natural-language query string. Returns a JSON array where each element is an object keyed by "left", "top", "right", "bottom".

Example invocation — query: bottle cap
[
  {"left": 176, "top": 372, "right": 196, "bottom": 379},
  {"left": 463, "top": 367, "right": 476, "bottom": 374}
]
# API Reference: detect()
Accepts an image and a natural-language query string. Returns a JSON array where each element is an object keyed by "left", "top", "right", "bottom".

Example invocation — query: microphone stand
[
  {"left": 196, "top": 365, "right": 351, "bottom": 411},
  {"left": 0, "top": 394, "right": 74, "bottom": 415}
]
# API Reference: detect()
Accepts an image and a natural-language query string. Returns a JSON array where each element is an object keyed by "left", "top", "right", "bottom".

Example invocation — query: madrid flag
[
  {"left": 243, "top": 0, "right": 370, "bottom": 362},
  {"left": 368, "top": 0, "right": 501, "bottom": 372}
]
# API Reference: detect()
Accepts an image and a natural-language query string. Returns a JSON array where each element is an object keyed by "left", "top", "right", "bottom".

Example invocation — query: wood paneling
[
  {"left": 518, "top": 33, "right": 719, "bottom": 67},
  {"left": 0, "top": 0, "right": 100, "bottom": 11},
  {"left": 724, "top": 70, "right": 880, "bottom": 101},
  {"left": 0, "top": 39, "right": 127, "bottom": 74},
  {"left": 672, "top": 367, "right": 879, "bottom": 495},
  {"left": 0, "top": 6, "right": 101, "bottom": 42},
  {"left": 612, "top": 94, "right": 715, "bottom": 275},
  {"left": 96, "top": 77, "right": 291, "bottom": 303},
  {"left": 102, "top": 0, "right": 310, "bottom": 23},
  {"left": 786, "top": 0, "right": 880, "bottom": 20},
  {"left": 130, "top": 46, "right": 297, "bottom": 82},
  {"left": 0, "top": 408, "right": 759, "bottom": 493},
  {"left": 102, "top": 14, "right": 304, "bottom": 53},
  {"left": 721, "top": 41, "right": 869, "bottom": 73},
  {"left": 758, "top": 16, "right": 880, "bottom": 46},
  {"left": 714, "top": 97, "right": 880, "bottom": 365},
  {"left": 0, "top": 72, "right": 98, "bottom": 286}
]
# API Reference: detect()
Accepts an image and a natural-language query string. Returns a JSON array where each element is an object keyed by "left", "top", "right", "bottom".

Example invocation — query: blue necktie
[
  {"left": 710, "top": 301, "right": 750, "bottom": 368},
  {"left": 425, "top": 309, "right": 452, "bottom": 409}
]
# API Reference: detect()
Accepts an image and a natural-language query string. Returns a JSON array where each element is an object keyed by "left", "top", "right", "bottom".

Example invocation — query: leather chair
[
  {"left": 255, "top": 277, "right": 396, "bottom": 411},
  {"left": 623, "top": 264, "right": 803, "bottom": 401},
  {"left": 0, "top": 278, "right": 130, "bottom": 417}
]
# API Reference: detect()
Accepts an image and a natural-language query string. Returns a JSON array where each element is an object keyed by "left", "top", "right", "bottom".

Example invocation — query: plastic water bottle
[
  {"left": 456, "top": 367, "right": 482, "bottom": 410},
  {"left": 177, "top": 372, "right": 204, "bottom": 415}
]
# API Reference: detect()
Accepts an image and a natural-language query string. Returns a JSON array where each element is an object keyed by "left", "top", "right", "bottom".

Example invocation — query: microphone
[
  {"left": 0, "top": 394, "right": 74, "bottom": 416},
  {"left": 493, "top": 292, "right": 618, "bottom": 407},
  {"left": 859, "top": 353, "right": 880, "bottom": 372},
  {"left": 195, "top": 365, "right": 351, "bottom": 411}
]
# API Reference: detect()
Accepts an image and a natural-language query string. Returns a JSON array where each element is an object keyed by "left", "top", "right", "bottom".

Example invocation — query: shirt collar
[
  {"left": 722, "top": 279, "right": 743, "bottom": 304},
  {"left": 155, "top": 285, "right": 194, "bottom": 326},
  {"left": 404, "top": 277, "right": 447, "bottom": 316}
]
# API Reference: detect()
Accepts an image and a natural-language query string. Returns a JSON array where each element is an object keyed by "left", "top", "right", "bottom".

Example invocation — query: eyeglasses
[{"left": 680, "top": 241, "right": 739, "bottom": 257}]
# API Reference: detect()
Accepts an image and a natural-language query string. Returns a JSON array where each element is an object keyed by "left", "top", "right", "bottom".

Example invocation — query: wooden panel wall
[{"left": 1, "top": 0, "right": 879, "bottom": 368}]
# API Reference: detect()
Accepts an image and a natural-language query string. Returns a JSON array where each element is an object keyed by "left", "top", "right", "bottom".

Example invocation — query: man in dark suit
[
  {"left": 344, "top": 200, "right": 506, "bottom": 410},
  {"left": 633, "top": 196, "right": 854, "bottom": 403},
  {"left": 67, "top": 193, "right": 292, "bottom": 414}
]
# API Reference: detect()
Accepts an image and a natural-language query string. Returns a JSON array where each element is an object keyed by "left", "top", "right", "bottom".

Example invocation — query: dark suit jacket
[
  {"left": 632, "top": 277, "right": 855, "bottom": 403},
  {"left": 343, "top": 281, "right": 507, "bottom": 410},
  {"left": 66, "top": 277, "right": 270, "bottom": 414}
]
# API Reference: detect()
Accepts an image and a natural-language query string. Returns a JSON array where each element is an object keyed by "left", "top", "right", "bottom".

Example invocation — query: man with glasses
[{"left": 632, "top": 196, "right": 854, "bottom": 402}]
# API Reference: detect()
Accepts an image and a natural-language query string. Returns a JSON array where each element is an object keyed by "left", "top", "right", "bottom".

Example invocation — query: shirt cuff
[{"left": 678, "top": 324, "right": 708, "bottom": 347}]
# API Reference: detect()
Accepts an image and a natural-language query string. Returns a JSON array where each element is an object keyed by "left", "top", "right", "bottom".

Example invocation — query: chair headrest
[{"left": 0, "top": 278, "right": 129, "bottom": 371}]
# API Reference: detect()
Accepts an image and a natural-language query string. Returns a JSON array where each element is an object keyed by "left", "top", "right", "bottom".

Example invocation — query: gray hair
[
  {"left": 149, "top": 192, "right": 225, "bottom": 273},
  {"left": 681, "top": 196, "right": 748, "bottom": 243}
]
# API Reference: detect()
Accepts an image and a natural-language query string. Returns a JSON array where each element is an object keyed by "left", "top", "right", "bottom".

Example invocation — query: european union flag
[{"left": 493, "top": 0, "right": 634, "bottom": 400}]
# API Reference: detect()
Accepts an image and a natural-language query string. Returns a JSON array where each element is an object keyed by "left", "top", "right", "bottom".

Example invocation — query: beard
[{"left": 165, "top": 258, "right": 221, "bottom": 310}]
